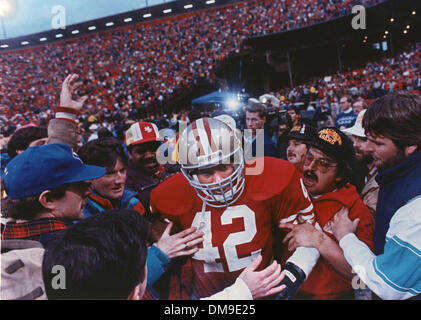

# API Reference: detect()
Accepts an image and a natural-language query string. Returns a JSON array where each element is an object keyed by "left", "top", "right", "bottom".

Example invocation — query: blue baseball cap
[{"left": 4, "top": 143, "right": 106, "bottom": 199}]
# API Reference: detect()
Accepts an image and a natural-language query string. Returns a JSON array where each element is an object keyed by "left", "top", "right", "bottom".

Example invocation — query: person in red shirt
[
  {"left": 150, "top": 117, "right": 321, "bottom": 299},
  {"left": 279, "top": 127, "right": 374, "bottom": 299}
]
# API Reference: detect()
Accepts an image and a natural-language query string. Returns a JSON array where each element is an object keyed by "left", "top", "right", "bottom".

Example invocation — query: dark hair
[
  {"left": 363, "top": 91, "right": 421, "bottom": 150},
  {"left": 78, "top": 137, "right": 128, "bottom": 170},
  {"left": 1, "top": 184, "right": 69, "bottom": 220},
  {"left": 246, "top": 100, "right": 267, "bottom": 118},
  {"left": 97, "top": 127, "right": 114, "bottom": 139},
  {"left": 278, "top": 111, "right": 293, "bottom": 129},
  {"left": 42, "top": 209, "right": 150, "bottom": 300},
  {"left": 7, "top": 126, "right": 48, "bottom": 158}
]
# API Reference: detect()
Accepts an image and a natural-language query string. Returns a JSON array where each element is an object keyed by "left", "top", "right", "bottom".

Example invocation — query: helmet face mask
[{"left": 178, "top": 118, "right": 245, "bottom": 207}]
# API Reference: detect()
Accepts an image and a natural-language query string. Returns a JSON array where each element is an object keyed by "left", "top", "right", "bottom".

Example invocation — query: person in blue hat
[{"left": 1, "top": 143, "right": 105, "bottom": 246}]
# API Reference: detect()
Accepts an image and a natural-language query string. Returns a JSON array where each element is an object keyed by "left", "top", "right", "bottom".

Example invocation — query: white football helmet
[{"left": 178, "top": 117, "right": 245, "bottom": 207}]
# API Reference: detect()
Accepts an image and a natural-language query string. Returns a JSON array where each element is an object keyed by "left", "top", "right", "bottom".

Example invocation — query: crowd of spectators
[
  {"left": 1, "top": 0, "right": 385, "bottom": 137},
  {"left": 276, "top": 42, "right": 421, "bottom": 115}
]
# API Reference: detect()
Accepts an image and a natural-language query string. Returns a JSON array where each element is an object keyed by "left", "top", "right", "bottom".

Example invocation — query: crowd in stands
[
  {"left": 1, "top": 0, "right": 385, "bottom": 136},
  {"left": 277, "top": 42, "right": 421, "bottom": 114}
]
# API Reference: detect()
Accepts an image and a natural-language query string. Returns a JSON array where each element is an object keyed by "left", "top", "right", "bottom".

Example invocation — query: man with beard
[
  {"left": 279, "top": 127, "right": 373, "bottom": 300},
  {"left": 124, "top": 121, "right": 178, "bottom": 211},
  {"left": 332, "top": 91, "right": 421, "bottom": 300},
  {"left": 281, "top": 123, "right": 318, "bottom": 171},
  {"left": 342, "top": 109, "right": 379, "bottom": 216}
]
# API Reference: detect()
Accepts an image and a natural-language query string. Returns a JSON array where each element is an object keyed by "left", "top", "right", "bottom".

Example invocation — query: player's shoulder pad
[
  {"left": 150, "top": 172, "right": 196, "bottom": 215},
  {"left": 244, "top": 157, "right": 298, "bottom": 201}
]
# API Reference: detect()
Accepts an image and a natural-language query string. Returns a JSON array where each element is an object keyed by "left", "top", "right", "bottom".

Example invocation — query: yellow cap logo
[{"left": 318, "top": 129, "right": 342, "bottom": 146}]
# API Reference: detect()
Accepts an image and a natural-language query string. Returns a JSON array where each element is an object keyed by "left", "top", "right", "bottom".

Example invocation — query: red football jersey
[{"left": 150, "top": 157, "right": 315, "bottom": 298}]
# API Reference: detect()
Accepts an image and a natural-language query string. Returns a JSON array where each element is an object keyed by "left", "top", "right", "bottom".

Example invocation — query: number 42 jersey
[{"left": 150, "top": 157, "right": 316, "bottom": 299}]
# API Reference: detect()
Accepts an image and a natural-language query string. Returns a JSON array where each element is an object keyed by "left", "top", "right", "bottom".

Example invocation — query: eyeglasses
[{"left": 304, "top": 154, "right": 337, "bottom": 173}]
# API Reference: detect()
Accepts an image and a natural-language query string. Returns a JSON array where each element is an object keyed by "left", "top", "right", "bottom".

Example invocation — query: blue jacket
[{"left": 374, "top": 151, "right": 421, "bottom": 254}]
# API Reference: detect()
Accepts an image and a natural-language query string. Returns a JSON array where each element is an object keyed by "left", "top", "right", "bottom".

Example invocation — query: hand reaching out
[
  {"left": 155, "top": 221, "right": 204, "bottom": 259},
  {"left": 239, "top": 255, "right": 286, "bottom": 299},
  {"left": 60, "top": 74, "right": 88, "bottom": 110}
]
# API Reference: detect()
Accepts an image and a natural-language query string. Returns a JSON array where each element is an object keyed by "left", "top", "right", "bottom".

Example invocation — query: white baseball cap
[{"left": 342, "top": 109, "right": 367, "bottom": 138}]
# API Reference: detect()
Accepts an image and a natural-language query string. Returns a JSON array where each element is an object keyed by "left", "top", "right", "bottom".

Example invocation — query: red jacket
[{"left": 298, "top": 184, "right": 374, "bottom": 300}]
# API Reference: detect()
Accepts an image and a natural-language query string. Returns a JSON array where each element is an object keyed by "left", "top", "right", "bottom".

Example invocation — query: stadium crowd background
[{"left": 0, "top": 0, "right": 395, "bottom": 141}]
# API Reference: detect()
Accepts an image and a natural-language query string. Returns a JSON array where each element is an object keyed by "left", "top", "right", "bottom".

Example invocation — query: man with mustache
[
  {"left": 281, "top": 123, "right": 318, "bottom": 171},
  {"left": 332, "top": 91, "right": 421, "bottom": 300},
  {"left": 279, "top": 127, "right": 374, "bottom": 299},
  {"left": 125, "top": 121, "right": 177, "bottom": 211},
  {"left": 342, "top": 109, "right": 379, "bottom": 216}
]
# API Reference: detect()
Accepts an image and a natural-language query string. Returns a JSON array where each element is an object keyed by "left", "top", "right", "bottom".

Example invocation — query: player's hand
[
  {"left": 279, "top": 222, "right": 323, "bottom": 252},
  {"left": 331, "top": 206, "right": 359, "bottom": 242},
  {"left": 271, "top": 262, "right": 306, "bottom": 300},
  {"left": 155, "top": 221, "right": 204, "bottom": 259},
  {"left": 239, "top": 255, "right": 286, "bottom": 299},
  {"left": 60, "top": 74, "right": 88, "bottom": 110}
]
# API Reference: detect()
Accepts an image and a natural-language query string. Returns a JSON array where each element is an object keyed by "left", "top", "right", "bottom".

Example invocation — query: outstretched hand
[
  {"left": 239, "top": 255, "right": 286, "bottom": 299},
  {"left": 155, "top": 221, "right": 204, "bottom": 259},
  {"left": 60, "top": 74, "right": 88, "bottom": 110}
]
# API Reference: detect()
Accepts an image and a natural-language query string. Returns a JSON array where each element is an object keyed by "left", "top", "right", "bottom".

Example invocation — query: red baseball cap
[{"left": 125, "top": 121, "right": 163, "bottom": 147}]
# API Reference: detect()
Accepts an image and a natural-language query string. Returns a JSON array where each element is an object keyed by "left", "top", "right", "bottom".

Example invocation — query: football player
[{"left": 150, "top": 117, "right": 320, "bottom": 299}]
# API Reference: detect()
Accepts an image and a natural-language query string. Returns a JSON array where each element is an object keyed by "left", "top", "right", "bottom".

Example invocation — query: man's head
[
  {"left": 3, "top": 144, "right": 105, "bottom": 220},
  {"left": 277, "top": 111, "right": 293, "bottom": 136},
  {"left": 7, "top": 126, "right": 48, "bottom": 159},
  {"left": 342, "top": 109, "right": 372, "bottom": 163},
  {"left": 43, "top": 209, "right": 150, "bottom": 300},
  {"left": 362, "top": 91, "right": 421, "bottom": 171},
  {"left": 303, "top": 127, "right": 356, "bottom": 196},
  {"left": 280, "top": 123, "right": 318, "bottom": 169},
  {"left": 286, "top": 105, "right": 301, "bottom": 126},
  {"left": 339, "top": 95, "right": 353, "bottom": 112},
  {"left": 125, "top": 121, "right": 163, "bottom": 175},
  {"left": 245, "top": 99, "right": 267, "bottom": 135},
  {"left": 178, "top": 117, "right": 245, "bottom": 208},
  {"left": 352, "top": 97, "right": 367, "bottom": 115},
  {"left": 78, "top": 138, "right": 128, "bottom": 200}
]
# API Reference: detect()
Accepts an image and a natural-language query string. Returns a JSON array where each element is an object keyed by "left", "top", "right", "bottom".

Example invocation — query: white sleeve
[
  {"left": 201, "top": 278, "right": 253, "bottom": 300},
  {"left": 340, "top": 197, "right": 421, "bottom": 301},
  {"left": 286, "top": 246, "right": 320, "bottom": 277}
]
